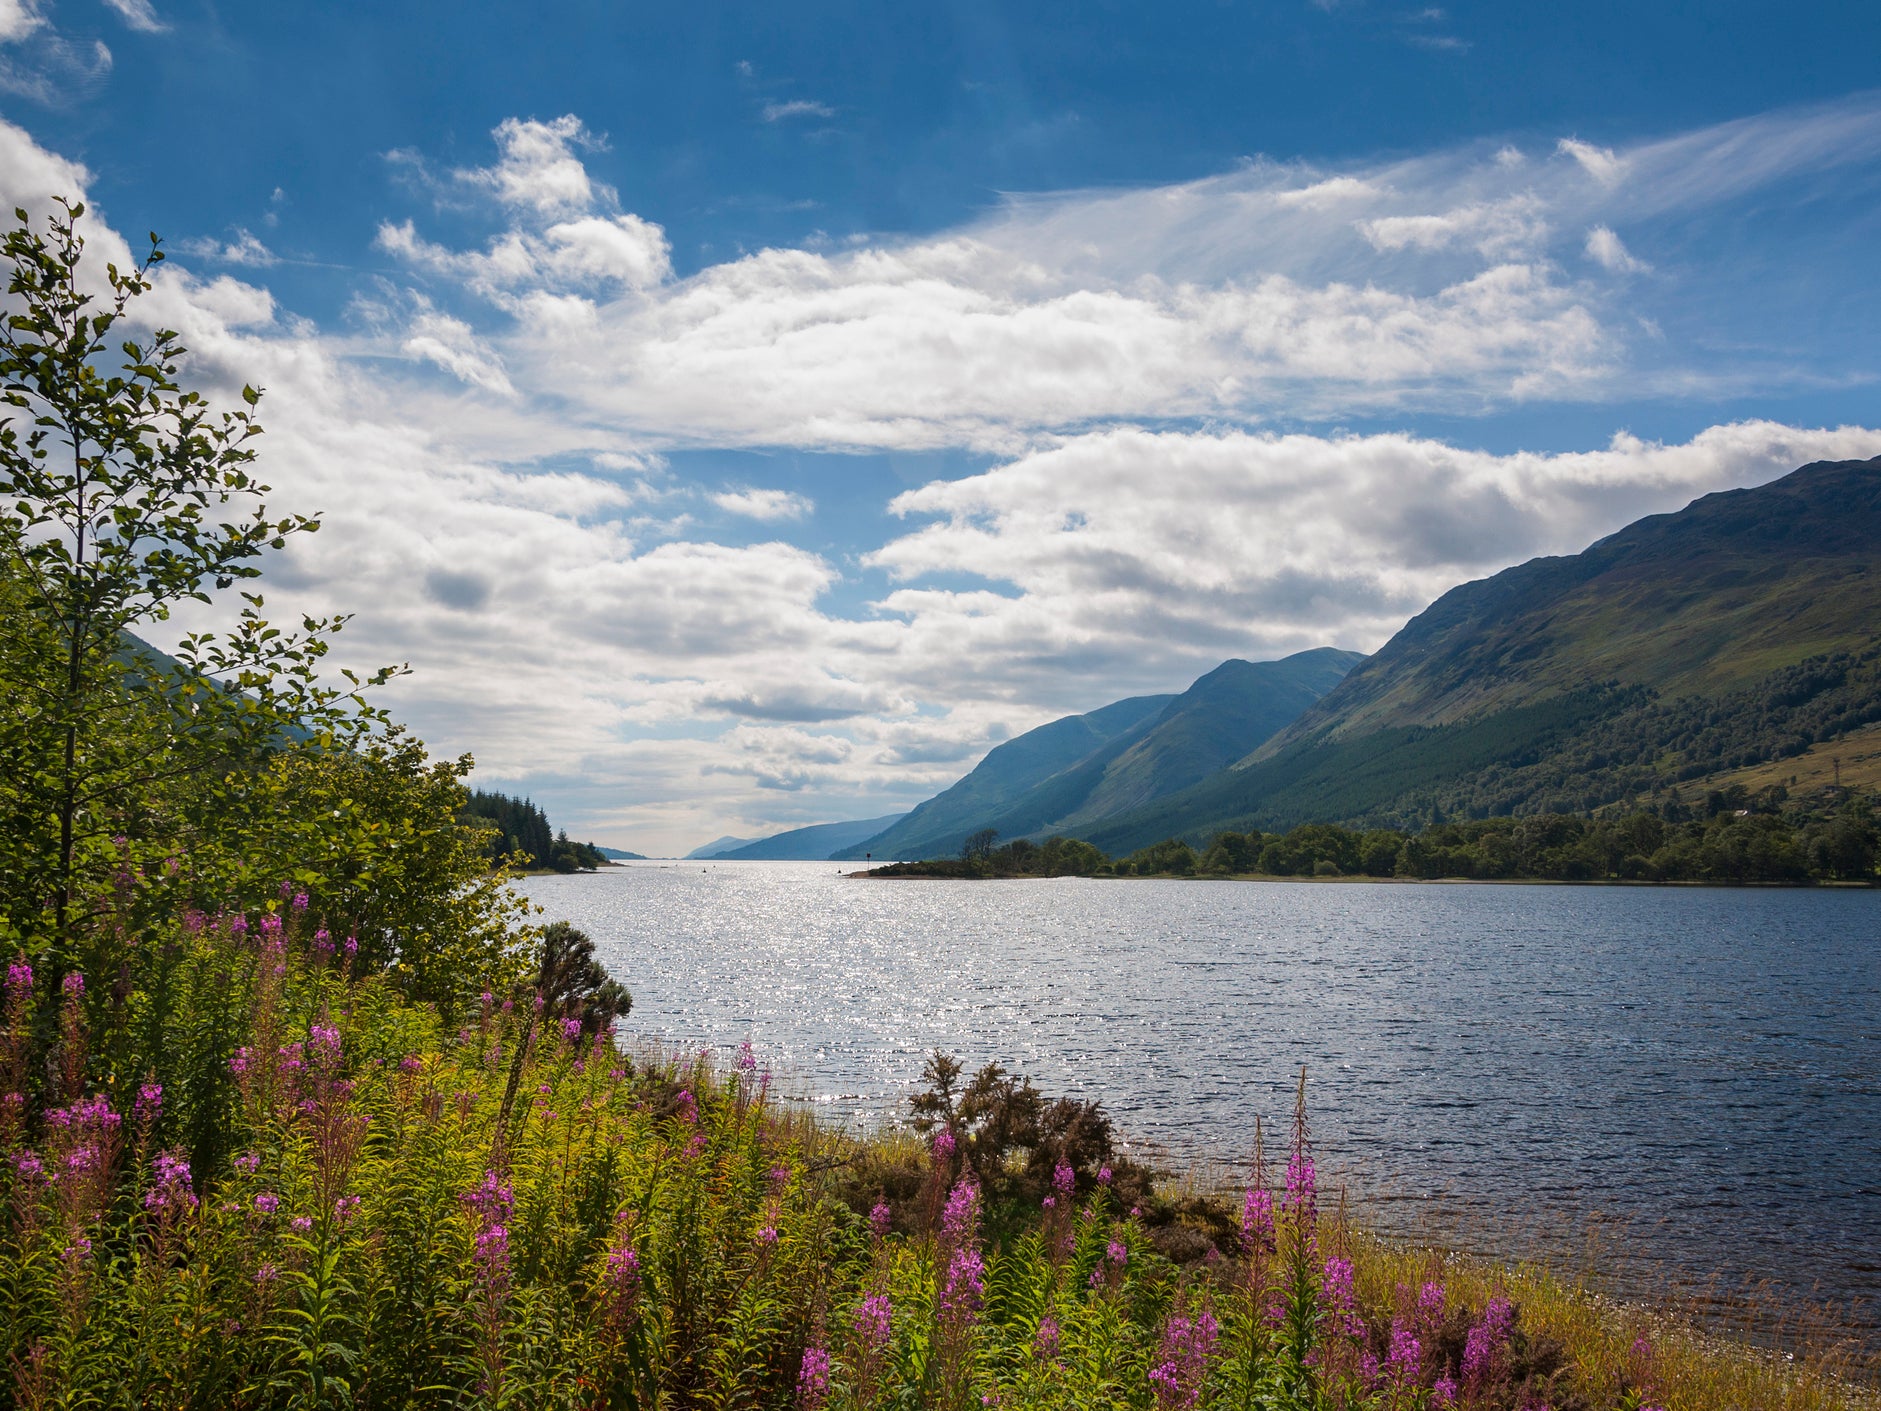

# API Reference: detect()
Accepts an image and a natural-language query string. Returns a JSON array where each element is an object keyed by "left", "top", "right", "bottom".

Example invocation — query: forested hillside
[{"left": 458, "top": 790, "right": 612, "bottom": 871}]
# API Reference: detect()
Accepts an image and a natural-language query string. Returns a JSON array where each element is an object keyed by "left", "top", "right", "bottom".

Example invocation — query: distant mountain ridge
[
  {"left": 835, "top": 646, "right": 1362, "bottom": 860},
  {"left": 1081, "top": 455, "right": 1881, "bottom": 852},
  {"left": 707, "top": 814, "right": 908, "bottom": 860}
]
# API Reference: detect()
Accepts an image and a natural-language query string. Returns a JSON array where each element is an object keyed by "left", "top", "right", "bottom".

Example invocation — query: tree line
[{"left": 457, "top": 790, "right": 610, "bottom": 872}]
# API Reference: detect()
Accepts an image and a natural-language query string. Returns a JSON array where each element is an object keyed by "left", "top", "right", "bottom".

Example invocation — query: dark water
[{"left": 520, "top": 864, "right": 1881, "bottom": 1330}]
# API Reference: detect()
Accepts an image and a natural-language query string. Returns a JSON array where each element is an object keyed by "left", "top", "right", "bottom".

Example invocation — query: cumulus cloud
[
  {"left": 1557, "top": 137, "right": 1625, "bottom": 185},
  {"left": 1583, "top": 224, "right": 1647, "bottom": 273},
  {"left": 101, "top": 0, "right": 165, "bottom": 32},
  {"left": 0, "top": 0, "right": 45, "bottom": 42},
  {"left": 712, "top": 488, "right": 813, "bottom": 520},
  {"left": 364, "top": 99, "right": 1881, "bottom": 454}
]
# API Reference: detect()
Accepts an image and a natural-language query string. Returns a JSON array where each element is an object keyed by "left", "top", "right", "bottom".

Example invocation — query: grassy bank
[{"left": 3, "top": 901, "right": 1873, "bottom": 1410}]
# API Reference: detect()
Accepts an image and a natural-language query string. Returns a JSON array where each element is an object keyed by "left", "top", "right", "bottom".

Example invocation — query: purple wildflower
[
  {"left": 1433, "top": 1377, "right": 1460, "bottom": 1409},
  {"left": 1035, "top": 1315, "right": 1061, "bottom": 1359},
  {"left": 1384, "top": 1319, "right": 1422, "bottom": 1385},
  {"left": 134, "top": 1082, "right": 163, "bottom": 1124},
  {"left": 855, "top": 1292, "right": 893, "bottom": 1349},
  {"left": 1241, "top": 1187, "right": 1275, "bottom": 1252},
  {"left": 291, "top": 1216, "right": 314, "bottom": 1233},
  {"left": 229, "top": 1047, "right": 252, "bottom": 1075},
  {"left": 62, "top": 971, "right": 84, "bottom": 997},
  {"left": 562, "top": 1017, "right": 583, "bottom": 1042},
  {"left": 757, "top": 1225, "right": 779, "bottom": 1245},
  {"left": 254, "top": 1193, "right": 280, "bottom": 1214},
  {"left": 1462, "top": 1296, "right": 1515, "bottom": 1385},
  {"left": 940, "top": 1177, "right": 981, "bottom": 1246},
  {"left": 307, "top": 1023, "right": 342, "bottom": 1064},
  {"left": 1097, "top": 1164, "right": 1113, "bottom": 1185},
  {"left": 1150, "top": 1307, "right": 1221, "bottom": 1408},
  {"left": 145, "top": 1151, "right": 196, "bottom": 1212},
  {"left": 292, "top": 892, "right": 309, "bottom": 911},
  {"left": 797, "top": 1346, "right": 831, "bottom": 1409},
  {"left": 1321, "top": 1256, "right": 1363, "bottom": 1338},
  {"left": 13, "top": 1151, "right": 43, "bottom": 1181},
  {"left": 931, "top": 1126, "right": 956, "bottom": 1162},
  {"left": 1052, "top": 1161, "right": 1075, "bottom": 1198},
  {"left": 335, "top": 1194, "right": 361, "bottom": 1222},
  {"left": 254, "top": 1263, "right": 278, "bottom": 1284},
  {"left": 6, "top": 958, "right": 30, "bottom": 992},
  {"left": 235, "top": 1151, "right": 260, "bottom": 1174},
  {"left": 344, "top": 936, "right": 358, "bottom": 958},
  {"left": 1107, "top": 1238, "right": 1129, "bottom": 1266},
  {"left": 869, "top": 1201, "right": 892, "bottom": 1240},
  {"left": 941, "top": 1245, "right": 985, "bottom": 1315},
  {"left": 736, "top": 1039, "right": 757, "bottom": 1071},
  {"left": 605, "top": 1242, "right": 641, "bottom": 1296}
]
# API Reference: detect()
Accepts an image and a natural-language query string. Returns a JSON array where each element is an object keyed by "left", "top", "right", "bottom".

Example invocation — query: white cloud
[
  {"left": 712, "top": 487, "right": 813, "bottom": 520},
  {"left": 457, "top": 115, "right": 605, "bottom": 216},
  {"left": 762, "top": 99, "right": 836, "bottom": 123},
  {"left": 101, "top": 0, "right": 165, "bottom": 32},
  {"left": 0, "top": 0, "right": 45, "bottom": 43},
  {"left": 1557, "top": 137, "right": 1625, "bottom": 185},
  {"left": 1583, "top": 224, "right": 1647, "bottom": 273},
  {"left": 180, "top": 228, "right": 276, "bottom": 267}
]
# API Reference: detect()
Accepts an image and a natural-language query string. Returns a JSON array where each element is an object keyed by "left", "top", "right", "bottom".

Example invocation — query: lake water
[{"left": 519, "top": 863, "right": 1881, "bottom": 1332}]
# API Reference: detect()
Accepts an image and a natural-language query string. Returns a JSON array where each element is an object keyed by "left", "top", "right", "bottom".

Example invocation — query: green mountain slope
[
  {"left": 708, "top": 813, "right": 909, "bottom": 860},
  {"left": 1084, "top": 455, "right": 1881, "bottom": 853},
  {"left": 836, "top": 647, "right": 1361, "bottom": 860}
]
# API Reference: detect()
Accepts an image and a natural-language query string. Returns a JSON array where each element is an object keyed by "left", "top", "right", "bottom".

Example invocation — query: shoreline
[{"left": 845, "top": 866, "right": 1879, "bottom": 888}]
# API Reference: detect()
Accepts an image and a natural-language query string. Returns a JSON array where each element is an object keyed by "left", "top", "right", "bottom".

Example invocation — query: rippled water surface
[{"left": 520, "top": 864, "right": 1880, "bottom": 1323}]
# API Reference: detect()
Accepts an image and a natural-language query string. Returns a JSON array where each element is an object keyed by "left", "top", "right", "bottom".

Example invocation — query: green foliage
[
  {"left": 458, "top": 791, "right": 610, "bottom": 873},
  {"left": 0, "top": 202, "right": 401, "bottom": 953}
]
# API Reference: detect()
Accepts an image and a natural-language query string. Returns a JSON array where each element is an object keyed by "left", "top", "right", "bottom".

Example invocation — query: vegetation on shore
[
  {"left": 863, "top": 784, "right": 1879, "bottom": 884},
  {"left": 459, "top": 791, "right": 614, "bottom": 874}
]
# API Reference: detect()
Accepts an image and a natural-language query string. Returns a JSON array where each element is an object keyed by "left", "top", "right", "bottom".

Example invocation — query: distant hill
[
  {"left": 1082, "top": 456, "right": 1881, "bottom": 853},
  {"left": 684, "top": 835, "right": 758, "bottom": 860},
  {"left": 595, "top": 846, "right": 646, "bottom": 860},
  {"left": 834, "top": 647, "right": 1361, "bottom": 860},
  {"left": 707, "top": 814, "right": 909, "bottom": 860}
]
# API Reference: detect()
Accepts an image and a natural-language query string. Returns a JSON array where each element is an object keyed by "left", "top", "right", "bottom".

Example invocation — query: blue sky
[{"left": 3, "top": 0, "right": 1880, "bottom": 853}]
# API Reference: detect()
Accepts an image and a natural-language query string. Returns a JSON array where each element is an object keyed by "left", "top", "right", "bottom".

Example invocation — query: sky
[{"left": 2, "top": 0, "right": 1879, "bottom": 855}]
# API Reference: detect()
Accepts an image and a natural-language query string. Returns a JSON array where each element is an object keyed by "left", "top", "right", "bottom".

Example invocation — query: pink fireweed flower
[
  {"left": 260, "top": 914, "right": 283, "bottom": 936},
  {"left": 1321, "top": 1256, "right": 1364, "bottom": 1338},
  {"left": 1241, "top": 1187, "right": 1275, "bottom": 1251},
  {"left": 1052, "top": 1161, "right": 1075, "bottom": 1198},
  {"left": 134, "top": 1083, "right": 163, "bottom": 1124},
  {"left": 474, "top": 1222, "right": 510, "bottom": 1276},
  {"left": 13, "top": 1151, "right": 44, "bottom": 1181},
  {"left": 235, "top": 1151, "right": 260, "bottom": 1174},
  {"left": 931, "top": 1126, "right": 956, "bottom": 1163},
  {"left": 307, "top": 1024, "right": 341, "bottom": 1065},
  {"left": 1035, "top": 1315, "right": 1061, "bottom": 1359},
  {"left": 6, "top": 957, "right": 31, "bottom": 992},
  {"left": 254, "top": 1263, "right": 278, "bottom": 1285},
  {"left": 61, "top": 971, "right": 83, "bottom": 997},
  {"left": 757, "top": 1224, "right": 779, "bottom": 1245},
  {"left": 1384, "top": 1320, "right": 1422, "bottom": 1385},
  {"left": 229, "top": 1046, "right": 252, "bottom": 1075},
  {"left": 797, "top": 1346, "right": 832, "bottom": 1409},
  {"left": 292, "top": 892, "right": 309, "bottom": 911},
  {"left": 673, "top": 1089, "right": 697, "bottom": 1124},
  {"left": 1463, "top": 1297, "right": 1515, "bottom": 1384},
  {"left": 254, "top": 1193, "right": 279, "bottom": 1214},
  {"left": 869, "top": 1201, "right": 892, "bottom": 1240},
  {"left": 941, "top": 1245, "right": 985, "bottom": 1315},
  {"left": 291, "top": 1216, "right": 313, "bottom": 1233},
  {"left": 855, "top": 1292, "right": 893, "bottom": 1349},
  {"left": 145, "top": 1151, "right": 196, "bottom": 1212},
  {"left": 1420, "top": 1280, "right": 1447, "bottom": 1320},
  {"left": 1149, "top": 1308, "right": 1221, "bottom": 1408},
  {"left": 313, "top": 929, "right": 331, "bottom": 951},
  {"left": 605, "top": 1242, "right": 641, "bottom": 1296},
  {"left": 344, "top": 936, "right": 357, "bottom": 958},
  {"left": 1042, "top": 1195, "right": 1056, "bottom": 1210},
  {"left": 229, "top": 916, "right": 249, "bottom": 938},
  {"left": 335, "top": 1194, "right": 361, "bottom": 1222},
  {"left": 1433, "top": 1377, "right": 1460, "bottom": 1409},
  {"left": 463, "top": 1170, "right": 515, "bottom": 1221},
  {"left": 1284, "top": 1149, "right": 1316, "bottom": 1219},
  {"left": 736, "top": 1039, "right": 757, "bottom": 1071},
  {"left": 1097, "top": 1164, "right": 1113, "bottom": 1185},
  {"left": 940, "top": 1177, "right": 982, "bottom": 1247},
  {"left": 183, "top": 908, "right": 206, "bottom": 932},
  {"left": 399, "top": 1054, "right": 423, "bottom": 1074},
  {"left": 1107, "top": 1239, "right": 1129, "bottom": 1265},
  {"left": 562, "top": 1016, "right": 583, "bottom": 1042}
]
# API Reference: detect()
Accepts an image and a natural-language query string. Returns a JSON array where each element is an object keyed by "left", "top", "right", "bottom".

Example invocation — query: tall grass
[{"left": 1, "top": 902, "right": 1871, "bottom": 1409}]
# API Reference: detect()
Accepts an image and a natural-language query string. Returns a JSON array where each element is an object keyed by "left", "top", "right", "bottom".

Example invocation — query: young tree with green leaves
[{"left": 0, "top": 200, "right": 408, "bottom": 958}]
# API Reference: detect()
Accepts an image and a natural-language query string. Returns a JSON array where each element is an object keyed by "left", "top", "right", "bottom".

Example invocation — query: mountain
[
  {"left": 595, "top": 846, "right": 646, "bottom": 860},
  {"left": 684, "top": 835, "right": 758, "bottom": 859},
  {"left": 1082, "top": 456, "right": 1881, "bottom": 853},
  {"left": 707, "top": 814, "right": 909, "bottom": 860},
  {"left": 835, "top": 647, "right": 1362, "bottom": 860}
]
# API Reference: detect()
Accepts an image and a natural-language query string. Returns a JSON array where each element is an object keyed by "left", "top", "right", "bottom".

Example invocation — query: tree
[
  {"left": 0, "top": 201, "right": 394, "bottom": 956},
  {"left": 961, "top": 827, "right": 999, "bottom": 863}
]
